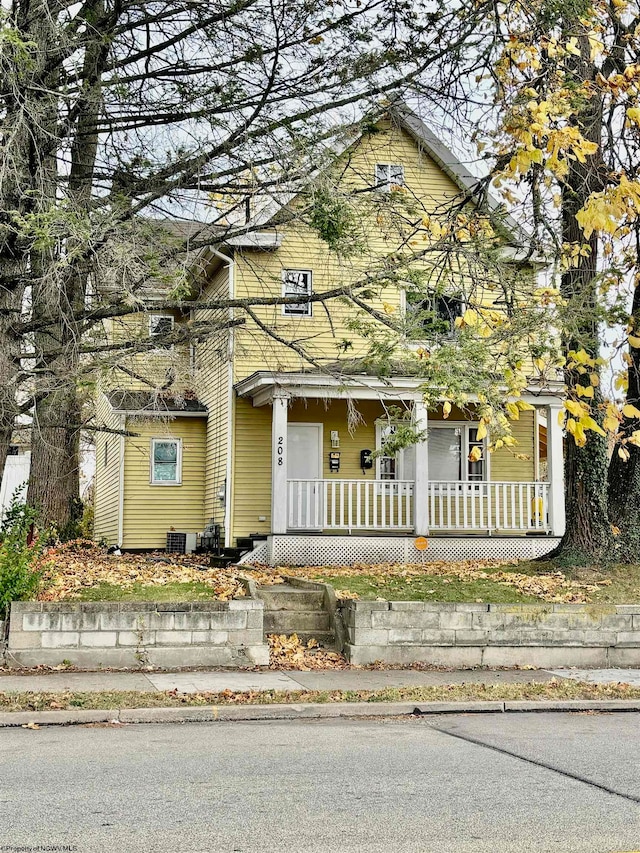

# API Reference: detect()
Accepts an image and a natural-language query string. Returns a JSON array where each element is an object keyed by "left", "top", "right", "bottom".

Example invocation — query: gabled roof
[
  {"left": 389, "top": 103, "right": 530, "bottom": 249},
  {"left": 234, "top": 101, "right": 533, "bottom": 252}
]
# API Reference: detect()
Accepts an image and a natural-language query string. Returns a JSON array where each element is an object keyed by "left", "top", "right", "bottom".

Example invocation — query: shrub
[{"left": 0, "top": 501, "right": 45, "bottom": 617}]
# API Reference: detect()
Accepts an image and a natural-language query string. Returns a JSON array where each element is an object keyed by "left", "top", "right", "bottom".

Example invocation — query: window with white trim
[
  {"left": 150, "top": 438, "right": 182, "bottom": 485},
  {"left": 148, "top": 314, "right": 175, "bottom": 348},
  {"left": 375, "top": 421, "right": 486, "bottom": 485},
  {"left": 282, "top": 269, "right": 312, "bottom": 316},
  {"left": 375, "top": 422, "right": 415, "bottom": 482},
  {"left": 428, "top": 423, "right": 486, "bottom": 483},
  {"left": 405, "top": 291, "right": 464, "bottom": 339},
  {"left": 375, "top": 163, "right": 405, "bottom": 192}
]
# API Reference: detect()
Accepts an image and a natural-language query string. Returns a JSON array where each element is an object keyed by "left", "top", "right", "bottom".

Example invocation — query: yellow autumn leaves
[{"left": 576, "top": 175, "right": 640, "bottom": 239}]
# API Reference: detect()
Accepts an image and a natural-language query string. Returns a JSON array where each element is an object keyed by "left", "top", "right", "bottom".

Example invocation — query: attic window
[
  {"left": 148, "top": 314, "right": 174, "bottom": 348},
  {"left": 375, "top": 164, "right": 404, "bottom": 191},
  {"left": 282, "top": 269, "right": 312, "bottom": 317}
]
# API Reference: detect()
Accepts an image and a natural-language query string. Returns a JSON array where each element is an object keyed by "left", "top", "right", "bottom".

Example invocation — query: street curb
[{"left": 3, "top": 698, "right": 640, "bottom": 727}]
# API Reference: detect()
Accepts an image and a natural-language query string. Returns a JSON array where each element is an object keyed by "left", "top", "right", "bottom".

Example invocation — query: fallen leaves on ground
[
  {"left": 40, "top": 540, "right": 250, "bottom": 601},
  {"left": 267, "top": 633, "right": 347, "bottom": 670},
  {"left": 42, "top": 542, "right": 608, "bottom": 605},
  {"left": 260, "top": 560, "right": 610, "bottom": 603}
]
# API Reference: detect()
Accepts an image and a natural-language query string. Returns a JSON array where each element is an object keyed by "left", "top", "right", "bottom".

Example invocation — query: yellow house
[{"left": 93, "top": 106, "right": 565, "bottom": 565}]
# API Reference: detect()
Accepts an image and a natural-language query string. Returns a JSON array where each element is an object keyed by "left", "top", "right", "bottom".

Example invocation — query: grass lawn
[
  {"left": 41, "top": 540, "right": 640, "bottom": 605},
  {"left": 71, "top": 582, "right": 223, "bottom": 602},
  {"left": 314, "top": 573, "right": 542, "bottom": 604},
  {"left": 2, "top": 679, "right": 640, "bottom": 712},
  {"left": 295, "top": 558, "right": 640, "bottom": 604}
]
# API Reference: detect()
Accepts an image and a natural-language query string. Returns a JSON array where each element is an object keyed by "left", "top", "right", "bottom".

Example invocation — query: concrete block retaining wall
[
  {"left": 339, "top": 601, "right": 640, "bottom": 667},
  {"left": 6, "top": 600, "right": 269, "bottom": 668}
]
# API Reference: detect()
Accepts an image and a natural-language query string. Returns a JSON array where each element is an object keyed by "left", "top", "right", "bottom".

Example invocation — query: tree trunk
[
  {"left": 26, "top": 0, "right": 106, "bottom": 533},
  {"left": 554, "top": 24, "right": 612, "bottom": 563},
  {"left": 607, "top": 272, "right": 640, "bottom": 561}
]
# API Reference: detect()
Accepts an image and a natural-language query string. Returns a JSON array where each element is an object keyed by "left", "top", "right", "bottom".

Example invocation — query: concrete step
[
  {"left": 264, "top": 609, "right": 331, "bottom": 635},
  {"left": 256, "top": 585, "right": 325, "bottom": 611},
  {"left": 266, "top": 630, "right": 335, "bottom": 648}
]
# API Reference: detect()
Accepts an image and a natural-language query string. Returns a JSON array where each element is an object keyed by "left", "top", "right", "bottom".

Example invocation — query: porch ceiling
[{"left": 234, "top": 370, "right": 564, "bottom": 408}]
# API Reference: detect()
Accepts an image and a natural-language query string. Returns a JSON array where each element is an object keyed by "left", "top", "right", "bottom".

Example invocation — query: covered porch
[{"left": 234, "top": 371, "right": 565, "bottom": 540}]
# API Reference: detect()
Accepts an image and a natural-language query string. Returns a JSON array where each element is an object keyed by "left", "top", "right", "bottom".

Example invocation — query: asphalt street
[{"left": 2, "top": 712, "right": 640, "bottom": 852}]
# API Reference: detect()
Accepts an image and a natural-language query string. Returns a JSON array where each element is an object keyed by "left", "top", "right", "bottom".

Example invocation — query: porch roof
[{"left": 234, "top": 370, "right": 564, "bottom": 408}]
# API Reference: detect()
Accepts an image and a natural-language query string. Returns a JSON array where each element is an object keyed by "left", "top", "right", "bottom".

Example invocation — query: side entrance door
[{"left": 287, "top": 424, "right": 323, "bottom": 529}]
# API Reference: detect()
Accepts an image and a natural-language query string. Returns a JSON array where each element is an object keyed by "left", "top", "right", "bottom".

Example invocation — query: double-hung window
[
  {"left": 375, "top": 422, "right": 415, "bottom": 491},
  {"left": 375, "top": 421, "right": 486, "bottom": 488},
  {"left": 375, "top": 163, "right": 405, "bottom": 192},
  {"left": 428, "top": 423, "right": 486, "bottom": 487},
  {"left": 282, "top": 269, "right": 312, "bottom": 317},
  {"left": 148, "top": 314, "right": 175, "bottom": 348},
  {"left": 151, "top": 438, "right": 182, "bottom": 485}
]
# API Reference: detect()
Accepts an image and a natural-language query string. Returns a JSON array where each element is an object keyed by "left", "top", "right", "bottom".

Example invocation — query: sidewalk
[{"left": 1, "top": 666, "right": 640, "bottom": 694}]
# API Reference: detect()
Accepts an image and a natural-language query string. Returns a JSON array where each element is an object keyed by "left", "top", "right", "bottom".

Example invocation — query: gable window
[
  {"left": 428, "top": 424, "right": 486, "bottom": 484},
  {"left": 149, "top": 314, "right": 175, "bottom": 348},
  {"left": 375, "top": 163, "right": 405, "bottom": 191},
  {"left": 151, "top": 438, "right": 182, "bottom": 485},
  {"left": 405, "top": 291, "right": 464, "bottom": 340},
  {"left": 282, "top": 269, "right": 312, "bottom": 317}
]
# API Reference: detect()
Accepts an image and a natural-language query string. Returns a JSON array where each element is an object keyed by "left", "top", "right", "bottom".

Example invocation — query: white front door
[{"left": 287, "top": 424, "right": 323, "bottom": 529}]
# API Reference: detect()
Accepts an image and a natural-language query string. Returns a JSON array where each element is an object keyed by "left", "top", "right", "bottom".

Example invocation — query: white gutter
[{"left": 211, "top": 248, "right": 235, "bottom": 548}]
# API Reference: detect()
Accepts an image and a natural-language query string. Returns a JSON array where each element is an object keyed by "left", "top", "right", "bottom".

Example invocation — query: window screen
[{"left": 152, "top": 439, "right": 180, "bottom": 484}]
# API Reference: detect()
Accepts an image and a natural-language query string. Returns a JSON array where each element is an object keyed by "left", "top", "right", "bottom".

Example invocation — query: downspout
[
  {"left": 210, "top": 248, "right": 235, "bottom": 549},
  {"left": 117, "top": 414, "right": 125, "bottom": 547}
]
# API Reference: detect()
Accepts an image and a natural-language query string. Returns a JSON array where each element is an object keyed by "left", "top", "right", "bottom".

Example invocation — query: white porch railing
[
  {"left": 286, "top": 479, "right": 550, "bottom": 533},
  {"left": 427, "top": 481, "right": 550, "bottom": 533},
  {"left": 287, "top": 479, "right": 414, "bottom": 531}
]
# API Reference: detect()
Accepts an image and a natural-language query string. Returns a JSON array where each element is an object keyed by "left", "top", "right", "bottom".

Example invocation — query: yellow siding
[
  {"left": 103, "top": 309, "right": 192, "bottom": 392},
  {"left": 231, "top": 398, "right": 272, "bottom": 540},
  {"left": 230, "top": 119, "right": 513, "bottom": 380},
  {"left": 121, "top": 417, "right": 207, "bottom": 549},
  {"left": 94, "top": 117, "right": 540, "bottom": 546},
  {"left": 193, "top": 262, "right": 231, "bottom": 529},
  {"left": 93, "top": 394, "right": 123, "bottom": 546},
  {"left": 491, "top": 410, "right": 536, "bottom": 481},
  {"left": 232, "top": 397, "right": 387, "bottom": 541},
  {"left": 288, "top": 399, "right": 383, "bottom": 479}
]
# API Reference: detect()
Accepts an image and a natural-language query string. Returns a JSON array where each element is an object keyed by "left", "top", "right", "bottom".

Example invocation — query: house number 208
[{"left": 277, "top": 436, "right": 284, "bottom": 465}]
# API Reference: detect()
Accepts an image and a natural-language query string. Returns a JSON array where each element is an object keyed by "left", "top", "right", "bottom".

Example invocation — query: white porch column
[
  {"left": 546, "top": 402, "right": 566, "bottom": 537},
  {"left": 413, "top": 397, "right": 429, "bottom": 536},
  {"left": 271, "top": 393, "right": 289, "bottom": 534}
]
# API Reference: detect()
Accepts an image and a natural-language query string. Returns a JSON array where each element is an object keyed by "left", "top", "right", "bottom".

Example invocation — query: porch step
[
  {"left": 263, "top": 609, "right": 331, "bottom": 634},
  {"left": 257, "top": 586, "right": 325, "bottom": 611},
  {"left": 236, "top": 535, "right": 268, "bottom": 551},
  {"left": 255, "top": 583, "right": 335, "bottom": 647},
  {"left": 209, "top": 547, "right": 247, "bottom": 568}
]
